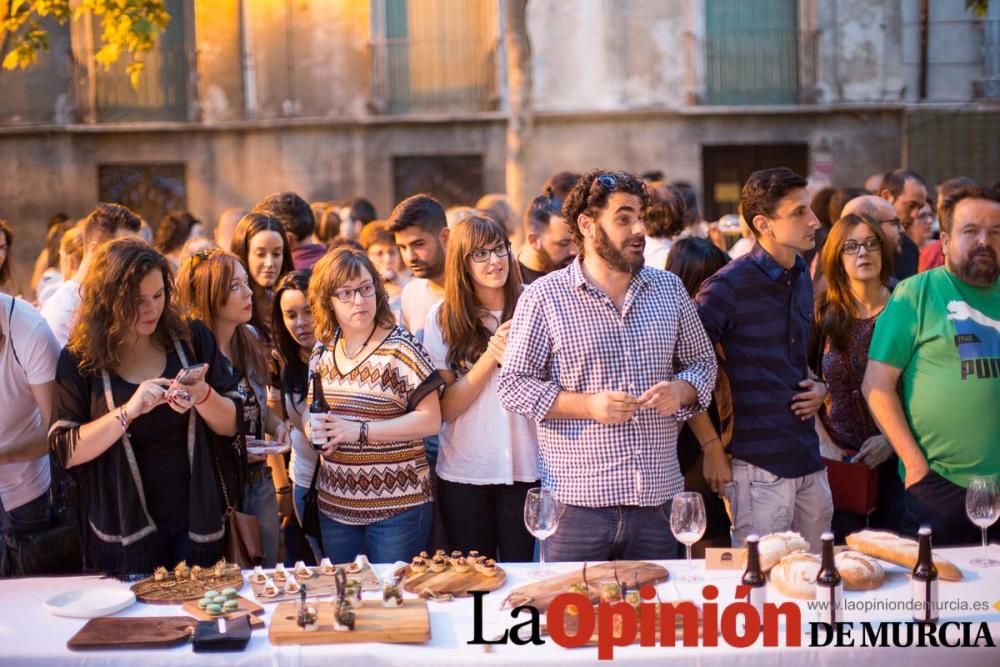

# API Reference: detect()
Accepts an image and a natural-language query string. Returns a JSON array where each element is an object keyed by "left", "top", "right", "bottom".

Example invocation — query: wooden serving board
[
  {"left": 268, "top": 599, "right": 430, "bottom": 645},
  {"left": 502, "top": 561, "right": 669, "bottom": 612},
  {"left": 182, "top": 595, "right": 266, "bottom": 629},
  {"left": 67, "top": 616, "right": 197, "bottom": 651},
  {"left": 249, "top": 561, "right": 380, "bottom": 603},
  {"left": 402, "top": 564, "right": 506, "bottom": 597},
  {"left": 131, "top": 572, "right": 244, "bottom": 604}
]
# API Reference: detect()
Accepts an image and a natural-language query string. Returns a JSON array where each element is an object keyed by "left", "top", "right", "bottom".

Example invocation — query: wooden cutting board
[
  {"left": 131, "top": 572, "right": 245, "bottom": 604},
  {"left": 268, "top": 599, "right": 430, "bottom": 645},
  {"left": 67, "top": 616, "right": 197, "bottom": 650},
  {"left": 181, "top": 595, "right": 266, "bottom": 629},
  {"left": 401, "top": 564, "right": 506, "bottom": 597},
  {"left": 249, "top": 561, "right": 380, "bottom": 603},
  {"left": 502, "top": 561, "right": 669, "bottom": 612}
]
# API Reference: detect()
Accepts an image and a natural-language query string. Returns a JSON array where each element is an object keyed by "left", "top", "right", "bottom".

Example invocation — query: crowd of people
[{"left": 0, "top": 164, "right": 997, "bottom": 577}]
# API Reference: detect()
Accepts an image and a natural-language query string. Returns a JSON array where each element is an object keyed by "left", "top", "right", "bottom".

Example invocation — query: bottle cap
[
  {"left": 821, "top": 532, "right": 834, "bottom": 541},
  {"left": 746, "top": 534, "right": 760, "bottom": 542},
  {"left": 918, "top": 526, "right": 932, "bottom": 536}
]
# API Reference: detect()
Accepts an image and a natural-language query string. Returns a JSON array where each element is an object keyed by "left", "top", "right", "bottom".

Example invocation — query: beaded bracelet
[{"left": 116, "top": 406, "right": 129, "bottom": 434}]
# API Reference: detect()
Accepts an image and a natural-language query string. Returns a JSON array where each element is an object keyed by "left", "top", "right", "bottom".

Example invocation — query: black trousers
[
  {"left": 903, "top": 469, "right": 1000, "bottom": 546},
  {"left": 437, "top": 478, "right": 536, "bottom": 562}
]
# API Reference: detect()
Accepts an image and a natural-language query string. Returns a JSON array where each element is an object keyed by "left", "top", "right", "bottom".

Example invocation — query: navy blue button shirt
[{"left": 694, "top": 242, "right": 822, "bottom": 479}]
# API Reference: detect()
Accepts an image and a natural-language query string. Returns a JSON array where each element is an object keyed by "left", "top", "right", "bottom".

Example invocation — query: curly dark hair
[
  {"left": 561, "top": 170, "right": 649, "bottom": 251},
  {"left": 68, "top": 237, "right": 188, "bottom": 374},
  {"left": 740, "top": 167, "right": 808, "bottom": 236},
  {"left": 254, "top": 191, "right": 316, "bottom": 242},
  {"left": 645, "top": 182, "right": 687, "bottom": 239}
]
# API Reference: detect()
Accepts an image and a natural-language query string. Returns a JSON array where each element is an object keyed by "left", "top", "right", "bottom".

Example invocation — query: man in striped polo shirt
[{"left": 695, "top": 167, "right": 832, "bottom": 552}]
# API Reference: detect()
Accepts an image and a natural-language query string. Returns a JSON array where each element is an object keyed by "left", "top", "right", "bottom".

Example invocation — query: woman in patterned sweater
[{"left": 305, "top": 247, "right": 443, "bottom": 563}]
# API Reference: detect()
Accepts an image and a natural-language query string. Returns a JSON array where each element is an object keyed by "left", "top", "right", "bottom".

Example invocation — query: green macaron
[{"left": 206, "top": 603, "right": 223, "bottom": 616}]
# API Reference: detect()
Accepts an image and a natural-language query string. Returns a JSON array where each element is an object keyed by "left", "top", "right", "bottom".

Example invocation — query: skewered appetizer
[
  {"left": 298, "top": 605, "right": 319, "bottom": 632},
  {"left": 334, "top": 601, "right": 356, "bottom": 631},
  {"left": 382, "top": 582, "right": 403, "bottom": 607}
]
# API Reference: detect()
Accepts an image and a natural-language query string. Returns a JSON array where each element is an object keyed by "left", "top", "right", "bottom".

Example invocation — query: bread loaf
[
  {"left": 845, "top": 530, "right": 963, "bottom": 581},
  {"left": 753, "top": 532, "right": 811, "bottom": 572},
  {"left": 769, "top": 550, "right": 886, "bottom": 599}
]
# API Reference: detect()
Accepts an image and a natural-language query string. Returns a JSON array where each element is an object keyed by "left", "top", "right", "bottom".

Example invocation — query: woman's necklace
[{"left": 341, "top": 325, "right": 378, "bottom": 360}]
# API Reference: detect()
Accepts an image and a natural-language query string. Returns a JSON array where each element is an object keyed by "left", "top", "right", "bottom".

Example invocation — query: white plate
[
  {"left": 44, "top": 588, "right": 136, "bottom": 618},
  {"left": 246, "top": 440, "right": 291, "bottom": 456}
]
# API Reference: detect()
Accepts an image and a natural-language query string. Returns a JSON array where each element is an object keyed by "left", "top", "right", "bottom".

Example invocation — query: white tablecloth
[{"left": 2, "top": 546, "right": 999, "bottom": 666}]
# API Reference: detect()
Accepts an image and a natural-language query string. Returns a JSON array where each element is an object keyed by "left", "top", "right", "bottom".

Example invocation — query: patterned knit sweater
[{"left": 307, "top": 326, "right": 443, "bottom": 525}]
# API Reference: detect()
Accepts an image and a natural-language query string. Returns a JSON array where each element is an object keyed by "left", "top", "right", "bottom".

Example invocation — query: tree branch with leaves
[{"left": 2, "top": 0, "right": 169, "bottom": 87}]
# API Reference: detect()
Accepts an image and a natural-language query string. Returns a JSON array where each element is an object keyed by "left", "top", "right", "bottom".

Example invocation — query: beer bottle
[
  {"left": 814, "top": 532, "right": 843, "bottom": 626},
  {"left": 912, "top": 526, "right": 939, "bottom": 623},
  {"left": 309, "top": 371, "right": 329, "bottom": 450},
  {"left": 742, "top": 534, "right": 767, "bottom": 617}
]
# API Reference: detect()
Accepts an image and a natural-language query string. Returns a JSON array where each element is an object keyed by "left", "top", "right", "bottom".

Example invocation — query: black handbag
[
  {"left": 0, "top": 296, "right": 82, "bottom": 577},
  {"left": 300, "top": 459, "right": 323, "bottom": 541}
]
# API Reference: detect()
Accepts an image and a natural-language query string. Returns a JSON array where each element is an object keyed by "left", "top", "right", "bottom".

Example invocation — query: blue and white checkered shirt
[{"left": 498, "top": 257, "right": 718, "bottom": 507}]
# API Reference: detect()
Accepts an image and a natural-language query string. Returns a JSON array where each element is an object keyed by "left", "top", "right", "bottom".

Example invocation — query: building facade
[{"left": 1, "top": 0, "right": 998, "bottom": 288}]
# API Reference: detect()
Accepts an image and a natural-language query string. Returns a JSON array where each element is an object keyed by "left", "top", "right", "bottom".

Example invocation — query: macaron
[
  {"left": 222, "top": 599, "right": 239, "bottom": 613},
  {"left": 204, "top": 590, "right": 220, "bottom": 599},
  {"left": 197, "top": 597, "right": 212, "bottom": 609},
  {"left": 206, "top": 603, "right": 223, "bottom": 616},
  {"left": 222, "top": 588, "right": 238, "bottom": 600},
  {"left": 212, "top": 595, "right": 227, "bottom": 605}
]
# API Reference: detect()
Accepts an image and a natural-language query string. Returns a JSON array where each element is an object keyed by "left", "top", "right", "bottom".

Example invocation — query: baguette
[
  {"left": 845, "top": 530, "right": 963, "bottom": 581},
  {"left": 769, "top": 550, "right": 886, "bottom": 599}
]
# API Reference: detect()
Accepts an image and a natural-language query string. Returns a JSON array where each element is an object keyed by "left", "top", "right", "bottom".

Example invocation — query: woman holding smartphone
[
  {"left": 305, "top": 247, "right": 442, "bottom": 563},
  {"left": 177, "top": 249, "right": 290, "bottom": 567},
  {"left": 50, "top": 238, "right": 239, "bottom": 574}
]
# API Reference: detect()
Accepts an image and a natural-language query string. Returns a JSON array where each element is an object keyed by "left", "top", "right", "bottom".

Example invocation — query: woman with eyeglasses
[
  {"left": 50, "top": 238, "right": 239, "bottom": 574},
  {"left": 305, "top": 247, "right": 442, "bottom": 563},
  {"left": 271, "top": 270, "right": 322, "bottom": 562},
  {"left": 176, "top": 249, "right": 289, "bottom": 567},
  {"left": 810, "top": 213, "right": 902, "bottom": 537},
  {"left": 422, "top": 216, "right": 538, "bottom": 561}
]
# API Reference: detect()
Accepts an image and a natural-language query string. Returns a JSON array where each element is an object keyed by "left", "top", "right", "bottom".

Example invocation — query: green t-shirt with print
[{"left": 868, "top": 266, "right": 1000, "bottom": 488}]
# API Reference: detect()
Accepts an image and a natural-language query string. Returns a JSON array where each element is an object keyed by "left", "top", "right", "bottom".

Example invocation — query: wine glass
[
  {"left": 670, "top": 492, "right": 706, "bottom": 582},
  {"left": 966, "top": 475, "right": 1000, "bottom": 567},
  {"left": 524, "top": 487, "right": 561, "bottom": 578}
]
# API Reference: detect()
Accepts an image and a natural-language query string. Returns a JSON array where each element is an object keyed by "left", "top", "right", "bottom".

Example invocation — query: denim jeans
[
  {"left": 319, "top": 503, "right": 432, "bottom": 564},
  {"left": 243, "top": 475, "right": 280, "bottom": 568},
  {"left": 292, "top": 483, "right": 324, "bottom": 563},
  {"left": 0, "top": 491, "right": 50, "bottom": 537},
  {"left": 903, "top": 470, "right": 1000, "bottom": 546},
  {"left": 543, "top": 501, "right": 679, "bottom": 562}
]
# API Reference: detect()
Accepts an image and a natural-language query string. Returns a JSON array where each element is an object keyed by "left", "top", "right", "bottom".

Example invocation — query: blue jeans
[
  {"left": 543, "top": 501, "right": 678, "bottom": 562},
  {"left": 243, "top": 475, "right": 280, "bottom": 568},
  {"left": 292, "top": 483, "right": 324, "bottom": 563},
  {"left": 319, "top": 503, "right": 432, "bottom": 564}
]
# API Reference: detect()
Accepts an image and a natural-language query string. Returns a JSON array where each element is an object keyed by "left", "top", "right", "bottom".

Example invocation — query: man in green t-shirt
[{"left": 864, "top": 185, "right": 1000, "bottom": 546}]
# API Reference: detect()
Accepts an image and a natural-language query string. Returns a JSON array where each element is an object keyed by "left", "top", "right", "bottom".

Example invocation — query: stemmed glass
[
  {"left": 670, "top": 492, "right": 706, "bottom": 582},
  {"left": 965, "top": 474, "right": 1000, "bottom": 567},
  {"left": 524, "top": 487, "right": 561, "bottom": 578}
]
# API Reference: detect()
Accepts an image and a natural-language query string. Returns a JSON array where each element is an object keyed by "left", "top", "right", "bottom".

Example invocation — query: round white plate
[{"left": 44, "top": 588, "right": 136, "bottom": 618}]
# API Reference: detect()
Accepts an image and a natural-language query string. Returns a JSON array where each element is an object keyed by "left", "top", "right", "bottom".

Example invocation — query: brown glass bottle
[
  {"left": 814, "top": 532, "right": 843, "bottom": 626},
  {"left": 912, "top": 526, "right": 939, "bottom": 623},
  {"left": 309, "top": 371, "right": 329, "bottom": 450},
  {"left": 742, "top": 534, "right": 767, "bottom": 616}
]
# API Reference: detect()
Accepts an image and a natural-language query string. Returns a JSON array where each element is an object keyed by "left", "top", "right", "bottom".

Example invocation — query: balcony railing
[{"left": 984, "top": 20, "right": 1000, "bottom": 98}]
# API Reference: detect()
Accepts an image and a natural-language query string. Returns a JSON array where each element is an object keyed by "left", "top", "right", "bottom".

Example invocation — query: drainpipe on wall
[
  {"left": 918, "top": 0, "right": 929, "bottom": 100},
  {"left": 240, "top": 0, "right": 258, "bottom": 118}
]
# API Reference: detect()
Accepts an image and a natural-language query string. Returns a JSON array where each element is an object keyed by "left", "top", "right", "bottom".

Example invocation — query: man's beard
[
  {"left": 409, "top": 247, "right": 445, "bottom": 280},
  {"left": 594, "top": 224, "right": 644, "bottom": 275},
  {"left": 536, "top": 246, "right": 575, "bottom": 273},
  {"left": 952, "top": 245, "right": 1000, "bottom": 286}
]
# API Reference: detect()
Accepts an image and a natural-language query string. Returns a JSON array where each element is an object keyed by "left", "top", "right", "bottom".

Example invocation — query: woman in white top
[
  {"left": 271, "top": 270, "right": 321, "bottom": 562},
  {"left": 422, "top": 215, "right": 539, "bottom": 561},
  {"left": 0, "top": 293, "right": 62, "bottom": 575}
]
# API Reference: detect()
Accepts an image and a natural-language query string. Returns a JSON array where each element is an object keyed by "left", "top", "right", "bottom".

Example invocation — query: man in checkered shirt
[{"left": 498, "top": 170, "right": 718, "bottom": 562}]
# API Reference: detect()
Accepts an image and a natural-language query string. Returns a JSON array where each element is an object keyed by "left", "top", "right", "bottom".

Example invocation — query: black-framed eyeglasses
[
  {"left": 879, "top": 217, "right": 902, "bottom": 230},
  {"left": 842, "top": 239, "right": 882, "bottom": 255},
  {"left": 467, "top": 242, "right": 511, "bottom": 264},
  {"left": 334, "top": 283, "right": 376, "bottom": 303}
]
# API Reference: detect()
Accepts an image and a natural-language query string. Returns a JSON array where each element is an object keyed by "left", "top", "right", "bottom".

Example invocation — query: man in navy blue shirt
[{"left": 693, "top": 167, "right": 832, "bottom": 551}]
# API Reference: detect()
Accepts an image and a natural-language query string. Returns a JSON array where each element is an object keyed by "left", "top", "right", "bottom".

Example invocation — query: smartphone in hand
[{"left": 175, "top": 363, "right": 209, "bottom": 386}]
